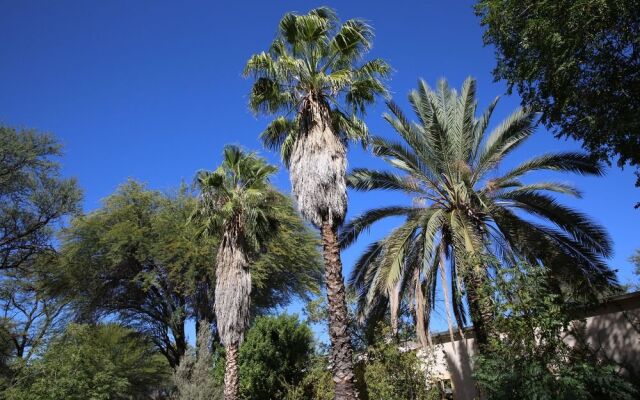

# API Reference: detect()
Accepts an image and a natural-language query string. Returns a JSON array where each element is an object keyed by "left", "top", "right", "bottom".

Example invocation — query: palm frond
[
  {"left": 339, "top": 206, "right": 415, "bottom": 249},
  {"left": 347, "top": 168, "right": 423, "bottom": 193}
]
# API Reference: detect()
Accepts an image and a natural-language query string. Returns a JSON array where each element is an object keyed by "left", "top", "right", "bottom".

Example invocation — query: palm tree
[
  {"left": 190, "top": 146, "right": 281, "bottom": 400},
  {"left": 244, "top": 7, "right": 389, "bottom": 398},
  {"left": 342, "top": 77, "right": 616, "bottom": 349}
]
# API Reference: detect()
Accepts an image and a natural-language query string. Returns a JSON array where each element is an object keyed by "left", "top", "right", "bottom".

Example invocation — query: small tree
[
  {"left": 5, "top": 323, "right": 169, "bottom": 400},
  {"left": 172, "top": 321, "right": 222, "bottom": 400},
  {"left": 473, "top": 263, "right": 637, "bottom": 399},
  {"left": 238, "top": 315, "right": 313, "bottom": 399}
]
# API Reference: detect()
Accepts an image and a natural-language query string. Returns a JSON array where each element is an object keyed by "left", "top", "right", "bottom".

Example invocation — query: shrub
[{"left": 473, "top": 263, "right": 637, "bottom": 399}]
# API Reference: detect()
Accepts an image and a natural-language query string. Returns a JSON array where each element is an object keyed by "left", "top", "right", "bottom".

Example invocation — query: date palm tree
[
  {"left": 342, "top": 77, "right": 616, "bottom": 349},
  {"left": 244, "top": 7, "right": 389, "bottom": 398},
  {"left": 190, "top": 146, "right": 280, "bottom": 400}
]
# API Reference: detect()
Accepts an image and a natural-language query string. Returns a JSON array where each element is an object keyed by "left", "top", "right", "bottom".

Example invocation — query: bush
[
  {"left": 473, "top": 263, "right": 637, "bottom": 400},
  {"left": 359, "top": 327, "right": 434, "bottom": 400},
  {"left": 238, "top": 314, "right": 314, "bottom": 400},
  {"left": 5, "top": 323, "right": 169, "bottom": 400}
]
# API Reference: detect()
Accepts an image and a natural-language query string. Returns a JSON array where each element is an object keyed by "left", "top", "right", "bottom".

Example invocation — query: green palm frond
[
  {"left": 348, "top": 168, "right": 423, "bottom": 193},
  {"left": 339, "top": 206, "right": 415, "bottom": 248},
  {"left": 246, "top": 7, "right": 388, "bottom": 156},
  {"left": 191, "top": 146, "right": 281, "bottom": 254},
  {"left": 344, "top": 77, "right": 616, "bottom": 337}
]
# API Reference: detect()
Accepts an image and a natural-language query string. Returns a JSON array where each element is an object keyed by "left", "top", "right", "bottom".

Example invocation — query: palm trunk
[
  {"left": 463, "top": 271, "right": 493, "bottom": 349},
  {"left": 413, "top": 266, "right": 431, "bottom": 348},
  {"left": 321, "top": 221, "right": 359, "bottom": 400},
  {"left": 223, "top": 342, "right": 240, "bottom": 400},
  {"left": 388, "top": 282, "right": 400, "bottom": 338}
]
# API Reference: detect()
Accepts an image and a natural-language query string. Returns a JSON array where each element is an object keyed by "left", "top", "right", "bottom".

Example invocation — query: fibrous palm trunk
[
  {"left": 223, "top": 342, "right": 240, "bottom": 400},
  {"left": 463, "top": 270, "right": 492, "bottom": 349},
  {"left": 289, "top": 95, "right": 358, "bottom": 399},
  {"left": 322, "top": 221, "right": 359, "bottom": 400},
  {"left": 215, "top": 222, "right": 251, "bottom": 400}
]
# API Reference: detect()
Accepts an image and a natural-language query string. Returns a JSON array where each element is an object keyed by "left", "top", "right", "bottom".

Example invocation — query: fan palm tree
[
  {"left": 342, "top": 77, "right": 616, "bottom": 349},
  {"left": 190, "top": 146, "right": 280, "bottom": 400},
  {"left": 244, "top": 7, "right": 389, "bottom": 398}
]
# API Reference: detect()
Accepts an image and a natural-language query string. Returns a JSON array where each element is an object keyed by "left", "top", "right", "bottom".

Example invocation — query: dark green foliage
[
  {"left": 284, "top": 324, "right": 436, "bottom": 400},
  {"left": 473, "top": 263, "right": 637, "bottom": 399},
  {"left": 4, "top": 323, "right": 170, "bottom": 400},
  {"left": 238, "top": 315, "right": 314, "bottom": 400},
  {"left": 172, "top": 322, "right": 223, "bottom": 400},
  {"left": 359, "top": 327, "right": 431, "bottom": 400},
  {"left": 476, "top": 0, "right": 640, "bottom": 197},
  {"left": 282, "top": 356, "right": 334, "bottom": 400}
]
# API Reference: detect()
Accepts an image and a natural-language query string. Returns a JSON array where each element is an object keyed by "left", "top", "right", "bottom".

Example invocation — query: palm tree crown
[
  {"left": 244, "top": 6, "right": 390, "bottom": 227},
  {"left": 342, "top": 77, "right": 616, "bottom": 345},
  {"left": 191, "top": 146, "right": 280, "bottom": 345}
]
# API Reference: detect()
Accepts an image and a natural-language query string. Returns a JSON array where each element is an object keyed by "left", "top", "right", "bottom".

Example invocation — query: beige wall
[{"left": 417, "top": 293, "right": 640, "bottom": 400}]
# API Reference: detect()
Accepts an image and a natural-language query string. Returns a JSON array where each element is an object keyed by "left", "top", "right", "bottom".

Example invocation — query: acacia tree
[
  {"left": 191, "top": 146, "right": 309, "bottom": 400},
  {"left": 342, "top": 78, "right": 617, "bottom": 348},
  {"left": 475, "top": 0, "right": 640, "bottom": 204},
  {"left": 56, "top": 180, "right": 321, "bottom": 369},
  {"left": 244, "top": 8, "right": 389, "bottom": 398},
  {"left": 0, "top": 126, "right": 81, "bottom": 272}
]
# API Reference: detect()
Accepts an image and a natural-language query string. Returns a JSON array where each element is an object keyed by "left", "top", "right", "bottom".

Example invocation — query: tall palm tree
[
  {"left": 244, "top": 7, "right": 389, "bottom": 398},
  {"left": 190, "top": 146, "right": 280, "bottom": 400},
  {"left": 342, "top": 77, "right": 616, "bottom": 349}
]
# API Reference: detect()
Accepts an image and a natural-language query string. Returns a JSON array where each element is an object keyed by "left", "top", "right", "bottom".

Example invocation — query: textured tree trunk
[
  {"left": 463, "top": 271, "right": 493, "bottom": 349},
  {"left": 321, "top": 221, "right": 359, "bottom": 400},
  {"left": 215, "top": 222, "right": 251, "bottom": 400},
  {"left": 388, "top": 282, "right": 400, "bottom": 338},
  {"left": 413, "top": 266, "right": 431, "bottom": 349},
  {"left": 223, "top": 342, "right": 239, "bottom": 400}
]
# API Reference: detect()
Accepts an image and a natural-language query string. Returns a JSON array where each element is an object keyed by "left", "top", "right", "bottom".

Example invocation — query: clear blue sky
[{"left": 1, "top": 1, "right": 638, "bottom": 340}]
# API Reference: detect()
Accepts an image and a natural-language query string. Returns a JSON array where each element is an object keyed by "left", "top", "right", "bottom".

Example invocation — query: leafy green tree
[
  {"left": 190, "top": 146, "right": 319, "bottom": 400},
  {"left": 475, "top": 0, "right": 640, "bottom": 202},
  {"left": 0, "top": 126, "right": 81, "bottom": 272},
  {"left": 360, "top": 328, "right": 432, "bottom": 400},
  {"left": 342, "top": 77, "right": 616, "bottom": 349},
  {"left": 283, "top": 356, "right": 334, "bottom": 400},
  {"left": 56, "top": 181, "right": 204, "bottom": 367},
  {"left": 5, "top": 323, "right": 170, "bottom": 400},
  {"left": 56, "top": 179, "right": 321, "bottom": 368},
  {"left": 473, "top": 263, "right": 637, "bottom": 399},
  {"left": 0, "top": 126, "right": 80, "bottom": 389},
  {"left": 237, "top": 314, "right": 313, "bottom": 400},
  {"left": 245, "top": 7, "right": 389, "bottom": 397},
  {"left": 0, "top": 251, "right": 67, "bottom": 363}
]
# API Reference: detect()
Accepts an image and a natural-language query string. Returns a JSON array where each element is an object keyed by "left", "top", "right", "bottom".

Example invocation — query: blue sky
[{"left": 1, "top": 1, "right": 638, "bottom": 340}]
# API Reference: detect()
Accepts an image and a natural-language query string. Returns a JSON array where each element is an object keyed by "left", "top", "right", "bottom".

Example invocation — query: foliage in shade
[
  {"left": 237, "top": 314, "right": 313, "bottom": 400},
  {"left": 4, "top": 324, "right": 170, "bottom": 400},
  {"left": 342, "top": 77, "right": 617, "bottom": 346},
  {"left": 473, "top": 262, "right": 638, "bottom": 399},
  {"left": 476, "top": 0, "right": 640, "bottom": 198}
]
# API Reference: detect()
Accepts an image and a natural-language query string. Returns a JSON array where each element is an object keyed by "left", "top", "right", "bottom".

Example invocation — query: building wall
[{"left": 418, "top": 293, "right": 640, "bottom": 400}]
